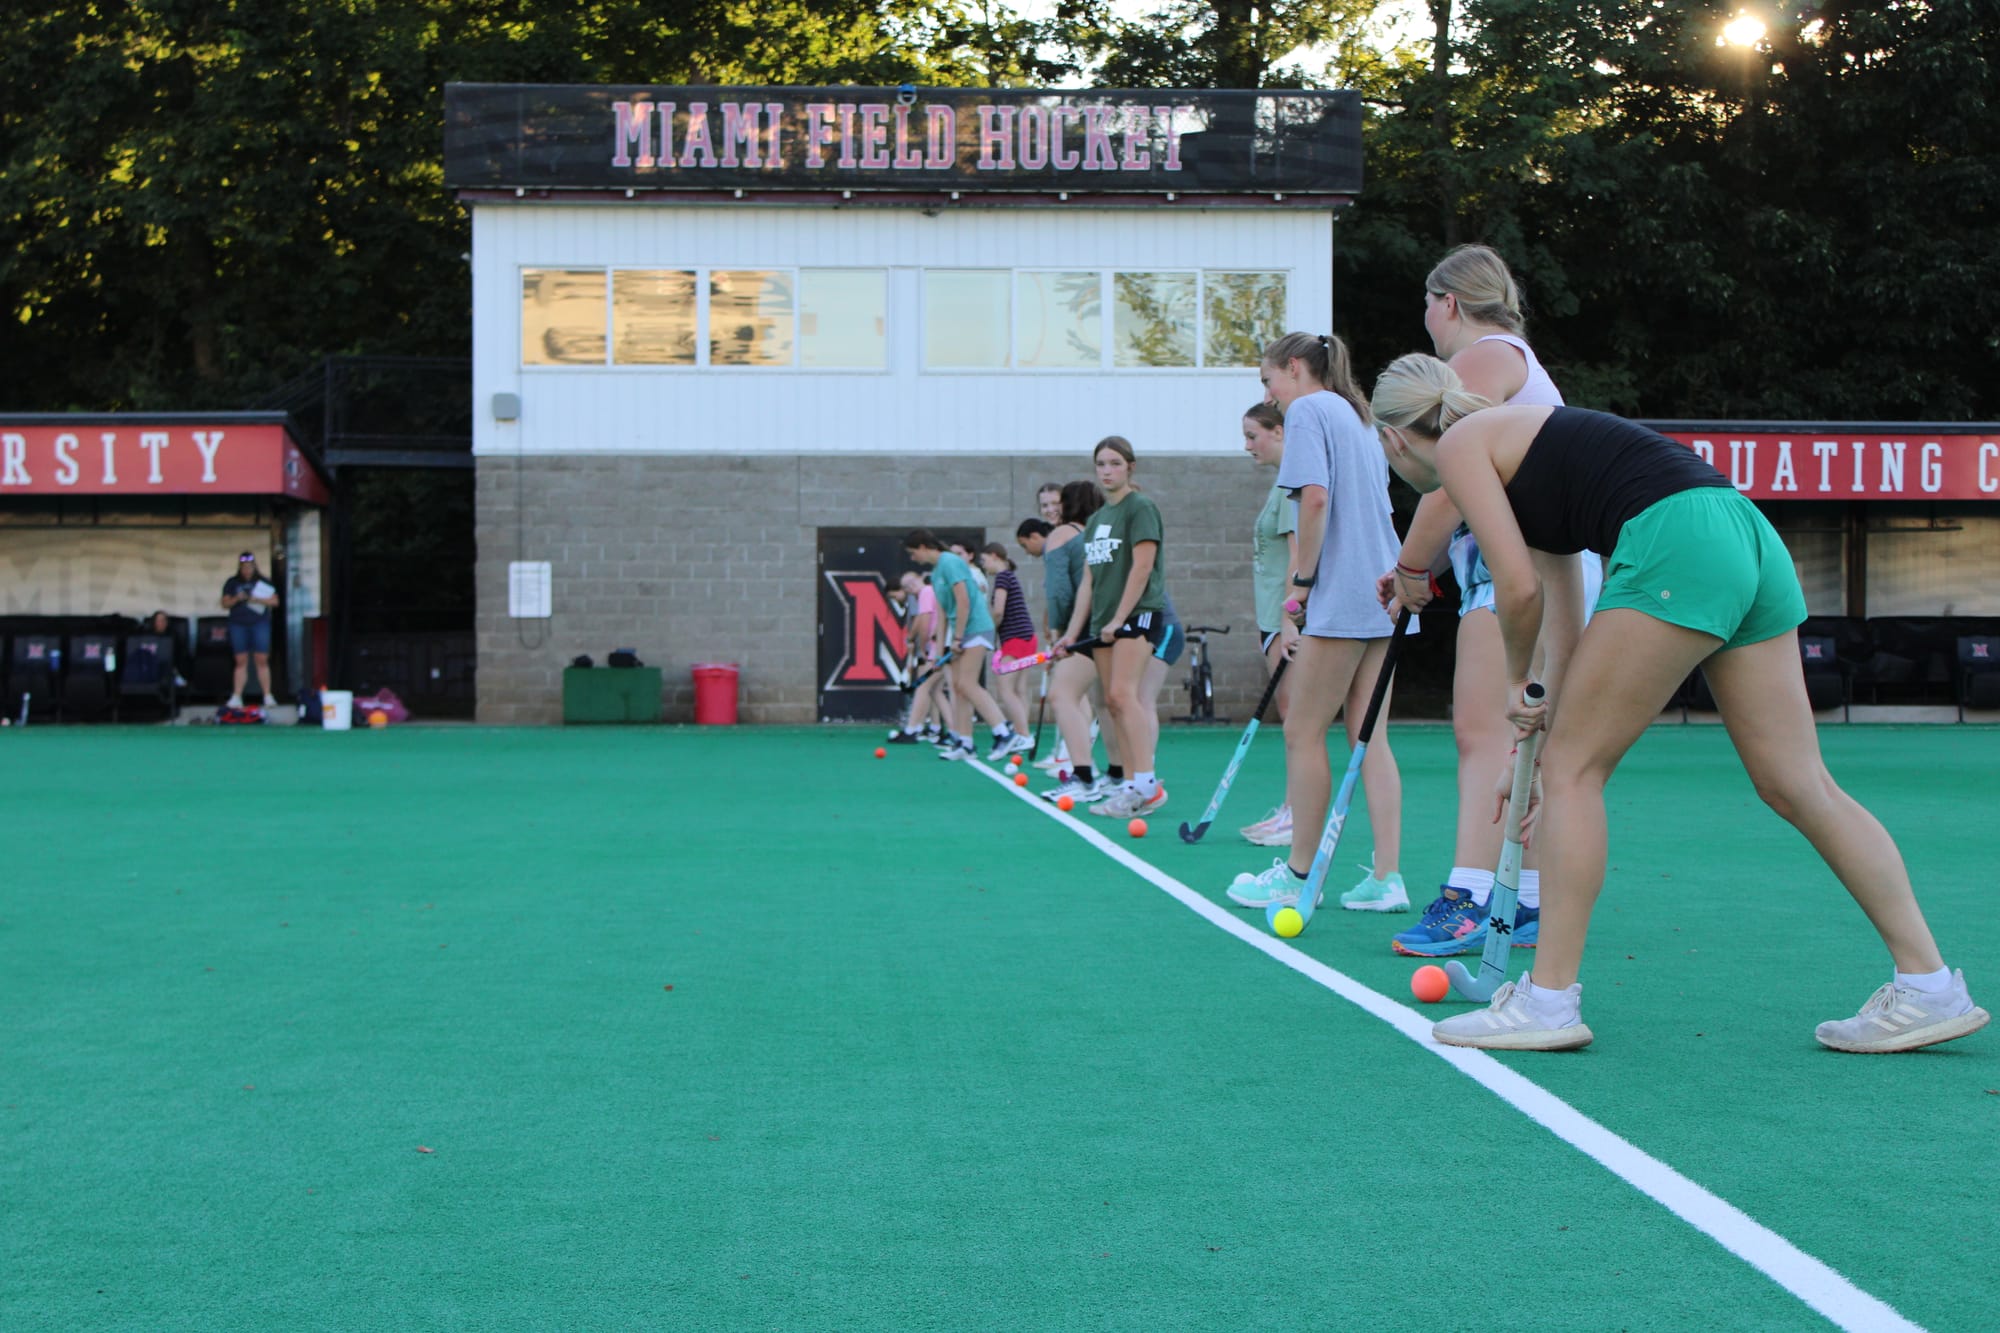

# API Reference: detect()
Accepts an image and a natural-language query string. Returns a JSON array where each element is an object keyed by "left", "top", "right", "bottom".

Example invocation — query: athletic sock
[
  {"left": 1523, "top": 977, "right": 1580, "bottom": 1018},
  {"left": 1288, "top": 864, "right": 1309, "bottom": 881},
  {"left": 1517, "top": 869, "right": 1540, "bottom": 910},
  {"left": 1896, "top": 966, "right": 1953, "bottom": 993},
  {"left": 1106, "top": 765, "right": 1124, "bottom": 782},
  {"left": 953, "top": 732, "right": 973, "bottom": 749},
  {"left": 993, "top": 723, "right": 1013, "bottom": 740},
  {"left": 1073, "top": 765, "right": 1095, "bottom": 785},
  {"left": 1133, "top": 770, "right": 1158, "bottom": 798},
  {"left": 1449, "top": 867, "right": 1496, "bottom": 906}
]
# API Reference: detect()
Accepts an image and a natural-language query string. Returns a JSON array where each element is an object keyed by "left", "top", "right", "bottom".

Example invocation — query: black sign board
[
  {"left": 818, "top": 527, "right": 983, "bottom": 724},
  {"left": 446, "top": 84, "right": 1361, "bottom": 197}
]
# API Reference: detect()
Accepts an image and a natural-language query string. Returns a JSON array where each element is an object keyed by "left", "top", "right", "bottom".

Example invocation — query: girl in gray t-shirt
[{"left": 1226, "top": 333, "right": 1411, "bottom": 916}]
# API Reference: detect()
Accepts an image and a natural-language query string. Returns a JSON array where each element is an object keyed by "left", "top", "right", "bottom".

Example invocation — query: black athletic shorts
[{"left": 1075, "top": 610, "right": 1176, "bottom": 660}]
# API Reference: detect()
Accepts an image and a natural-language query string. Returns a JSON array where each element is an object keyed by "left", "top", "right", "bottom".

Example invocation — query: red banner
[
  {"left": 0, "top": 424, "right": 330, "bottom": 504},
  {"left": 1658, "top": 432, "right": 2000, "bottom": 501}
]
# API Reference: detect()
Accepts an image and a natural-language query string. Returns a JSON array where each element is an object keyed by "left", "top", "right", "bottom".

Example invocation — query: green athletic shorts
[{"left": 1595, "top": 487, "right": 1807, "bottom": 650}]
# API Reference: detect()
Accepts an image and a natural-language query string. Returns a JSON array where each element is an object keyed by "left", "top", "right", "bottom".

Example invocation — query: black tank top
[{"left": 1504, "top": 407, "right": 1731, "bottom": 556}]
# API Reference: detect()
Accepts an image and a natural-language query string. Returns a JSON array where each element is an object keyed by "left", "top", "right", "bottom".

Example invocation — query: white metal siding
[{"left": 471, "top": 202, "right": 1332, "bottom": 457}]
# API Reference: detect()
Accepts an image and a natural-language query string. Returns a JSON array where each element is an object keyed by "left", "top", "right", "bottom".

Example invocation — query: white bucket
[{"left": 321, "top": 689, "right": 354, "bottom": 731}]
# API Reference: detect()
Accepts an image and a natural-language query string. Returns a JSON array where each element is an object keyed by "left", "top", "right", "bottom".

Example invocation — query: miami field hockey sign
[{"left": 445, "top": 85, "right": 1362, "bottom": 198}]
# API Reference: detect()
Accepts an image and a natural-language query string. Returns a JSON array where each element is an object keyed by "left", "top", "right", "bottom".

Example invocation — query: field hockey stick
[
  {"left": 899, "top": 649, "right": 954, "bottom": 695},
  {"left": 1445, "top": 683, "right": 1545, "bottom": 1002},
  {"left": 1266, "top": 609, "right": 1411, "bottom": 936},
  {"left": 1026, "top": 665, "right": 1050, "bottom": 761},
  {"left": 993, "top": 650, "right": 1053, "bottom": 675},
  {"left": 1178, "top": 655, "right": 1290, "bottom": 844}
]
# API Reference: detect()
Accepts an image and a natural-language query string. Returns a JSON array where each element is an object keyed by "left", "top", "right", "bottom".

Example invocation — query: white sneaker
[
  {"left": 1814, "top": 971, "right": 1989, "bottom": 1053},
  {"left": 1088, "top": 784, "right": 1144, "bottom": 817},
  {"left": 1238, "top": 805, "right": 1287, "bottom": 839},
  {"left": 1004, "top": 732, "right": 1036, "bottom": 756},
  {"left": 938, "top": 741, "right": 973, "bottom": 762},
  {"left": 1039, "top": 777, "right": 1095, "bottom": 804},
  {"left": 226, "top": 694, "right": 243, "bottom": 709},
  {"left": 1225, "top": 859, "right": 1320, "bottom": 909},
  {"left": 985, "top": 732, "right": 1019, "bottom": 762},
  {"left": 1433, "top": 973, "right": 1593, "bottom": 1051},
  {"left": 1032, "top": 753, "right": 1065, "bottom": 772},
  {"left": 1244, "top": 807, "right": 1294, "bottom": 848}
]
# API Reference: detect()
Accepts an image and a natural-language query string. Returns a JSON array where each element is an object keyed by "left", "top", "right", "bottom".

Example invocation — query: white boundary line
[{"left": 972, "top": 762, "right": 1923, "bottom": 1333}]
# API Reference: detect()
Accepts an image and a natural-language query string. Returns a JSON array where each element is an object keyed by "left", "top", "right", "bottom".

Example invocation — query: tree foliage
[{"left": 2, "top": 0, "right": 1994, "bottom": 420}]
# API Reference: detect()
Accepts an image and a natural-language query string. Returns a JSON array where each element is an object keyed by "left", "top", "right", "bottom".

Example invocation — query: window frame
[{"left": 518, "top": 265, "right": 891, "bottom": 373}]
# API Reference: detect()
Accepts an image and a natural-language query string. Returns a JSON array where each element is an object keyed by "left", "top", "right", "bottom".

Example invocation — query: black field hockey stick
[
  {"left": 1266, "top": 609, "right": 1411, "bottom": 937},
  {"left": 898, "top": 649, "right": 954, "bottom": 695},
  {"left": 1026, "top": 664, "right": 1050, "bottom": 761},
  {"left": 1445, "top": 683, "right": 1545, "bottom": 1002},
  {"left": 1178, "top": 655, "right": 1290, "bottom": 844}
]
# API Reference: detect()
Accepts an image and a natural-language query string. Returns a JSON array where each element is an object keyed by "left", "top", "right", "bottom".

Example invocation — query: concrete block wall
[{"left": 475, "top": 452, "right": 1283, "bottom": 724}]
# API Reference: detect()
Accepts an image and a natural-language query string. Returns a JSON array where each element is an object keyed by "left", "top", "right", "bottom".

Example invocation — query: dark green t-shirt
[{"left": 1083, "top": 491, "right": 1166, "bottom": 635}]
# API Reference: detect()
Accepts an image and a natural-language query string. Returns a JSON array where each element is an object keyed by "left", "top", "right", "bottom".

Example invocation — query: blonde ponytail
[{"left": 1370, "top": 353, "right": 1493, "bottom": 441}]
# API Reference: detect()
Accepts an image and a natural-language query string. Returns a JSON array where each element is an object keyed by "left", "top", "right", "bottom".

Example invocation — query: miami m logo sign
[{"left": 821, "top": 571, "right": 909, "bottom": 689}]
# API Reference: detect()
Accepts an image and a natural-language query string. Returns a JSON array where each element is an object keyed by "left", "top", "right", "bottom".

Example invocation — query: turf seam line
[{"left": 967, "top": 760, "right": 1925, "bottom": 1333}]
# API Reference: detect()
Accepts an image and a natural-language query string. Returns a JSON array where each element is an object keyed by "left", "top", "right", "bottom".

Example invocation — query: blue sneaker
[
  {"left": 1391, "top": 887, "right": 1485, "bottom": 957},
  {"left": 1510, "top": 903, "right": 1539, "bottom": 948}
]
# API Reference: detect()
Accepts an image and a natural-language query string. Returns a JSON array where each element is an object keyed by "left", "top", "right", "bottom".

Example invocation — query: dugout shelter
[{"left": 0, "top": 412, "right": 332, "bottom": 716}]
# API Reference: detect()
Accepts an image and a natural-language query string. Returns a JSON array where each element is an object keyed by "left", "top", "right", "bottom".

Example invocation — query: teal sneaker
[
  {"left": 1339, "top": 866, "right": 1409, "bottom": 912},
  {"left": 1390, "top": 886, "right": 1485, "bottom": 956},
  {"left": 1225, "top": 859, "right": 1322, "bottom": 910}
]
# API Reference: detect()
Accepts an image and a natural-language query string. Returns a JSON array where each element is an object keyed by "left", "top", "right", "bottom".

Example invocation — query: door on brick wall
[{"left": 817, "top": 527, "right": 982, "bottom": 724}]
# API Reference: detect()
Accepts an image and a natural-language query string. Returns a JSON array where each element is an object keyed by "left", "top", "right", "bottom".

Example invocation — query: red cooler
[{"left": 691, "top": 662, "right": 740, "bottom": 725}]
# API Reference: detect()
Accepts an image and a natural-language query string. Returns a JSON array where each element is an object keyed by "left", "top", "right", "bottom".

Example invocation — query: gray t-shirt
[{"left": 1273, "top": 390, "right": 1414, "bottom": 641}]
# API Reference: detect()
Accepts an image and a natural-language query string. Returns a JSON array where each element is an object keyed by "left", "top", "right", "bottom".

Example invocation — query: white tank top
[{"left": 1474, "top": 333, "right": 1563, "bottom": 407}]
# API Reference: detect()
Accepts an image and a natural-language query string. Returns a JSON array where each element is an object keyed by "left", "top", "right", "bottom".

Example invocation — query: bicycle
[{"left": 1179, "top": 625, "right": 1230, "bottom": 723}]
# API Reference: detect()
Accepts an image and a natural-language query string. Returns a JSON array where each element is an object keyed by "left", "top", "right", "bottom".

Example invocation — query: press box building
[{"left": 445, "top": 84, "right": 1364, "bottom": 723}]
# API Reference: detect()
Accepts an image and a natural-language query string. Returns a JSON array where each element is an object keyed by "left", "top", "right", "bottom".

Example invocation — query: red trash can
[{"left": 691, "top": 663, "right": 740, "bottom": 725}]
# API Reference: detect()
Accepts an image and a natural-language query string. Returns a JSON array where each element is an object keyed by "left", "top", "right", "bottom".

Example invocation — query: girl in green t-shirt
[{"left": 1059, "top": 436, "right": 1172, "bottom": 820}]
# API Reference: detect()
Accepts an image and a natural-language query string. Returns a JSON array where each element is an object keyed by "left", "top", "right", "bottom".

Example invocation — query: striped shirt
[{"left": 992, "top": 568, "right": 1036, "bottom": 643}]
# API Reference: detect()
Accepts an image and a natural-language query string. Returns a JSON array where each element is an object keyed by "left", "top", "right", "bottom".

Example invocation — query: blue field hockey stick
[
  {"left": 1444, "top": 683, "right": 1545, "bottom": 1001},
  {"left": 1265, "top": 609, "right": 1411, "bottom": 936},
  {"left": 1178, "top": 655, "right": 1290, "bottom": 844}
]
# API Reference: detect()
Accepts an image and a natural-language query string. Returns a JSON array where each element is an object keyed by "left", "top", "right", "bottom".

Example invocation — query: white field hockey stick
[
  {"left": 1178, "top": 655, "right": 1289, "bottom": 844},
  {"left": 1265, "top": 609, "right": 1411, "bottom": 936},
  {"left": 1445, "top": 683, "right": 1545, "bottom": 1001}
]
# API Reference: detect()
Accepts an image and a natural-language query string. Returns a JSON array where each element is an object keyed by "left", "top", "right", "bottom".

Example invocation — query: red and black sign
[
  {"left": 1648, "top": 425, "right": 2000, "bottom": 501},
  {"left": 817, "top": 527, "right": 981, "bottom": 724}
]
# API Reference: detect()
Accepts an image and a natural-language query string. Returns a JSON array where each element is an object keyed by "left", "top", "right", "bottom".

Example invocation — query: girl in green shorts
[{"left": 1368, "top": 352, "right": 1987, "bottom": 1056}]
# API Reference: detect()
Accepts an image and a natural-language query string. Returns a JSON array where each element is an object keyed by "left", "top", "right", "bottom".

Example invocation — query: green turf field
[{"left": 4, "top": 723, "right": 1994, "bottom": 1331}]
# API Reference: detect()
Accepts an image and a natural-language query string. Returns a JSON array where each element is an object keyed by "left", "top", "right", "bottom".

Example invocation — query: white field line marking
[{"left": 973, "top": 763, "right": 1922, "bottom": 1333}]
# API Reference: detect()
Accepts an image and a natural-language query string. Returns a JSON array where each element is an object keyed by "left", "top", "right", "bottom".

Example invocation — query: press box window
[
  {"left": 612, "top": 269, "right": 697, "bottom": 365},
  {"left": 1112, "top": 271, "right": 1199, "bottom": 368},
  {"left": 521, "top": 269, "right": 606, "bottom": 366},
  {"left": 923, "top": 270, "right": 1010, "bottom": 369},
  {"left": 710, "top": 269, "right": 794, "bottom": 366},
  {"left": 799, "top": 270, "right": 887, "bottom": 370},
  {"left": 1203, "top": 271, "right": 1287, "bottom": 367},
  {"left": 1015, "top": 271, "right": 1101, "bottom": 369}
]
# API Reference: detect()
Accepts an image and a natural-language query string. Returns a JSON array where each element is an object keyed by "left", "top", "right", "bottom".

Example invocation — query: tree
[
  {"left": 0, "top": 1, "right": 1061, "bottom": 413},
  {"left": 1333, "top": 0, "right": 2000, "bottom": 419}
]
